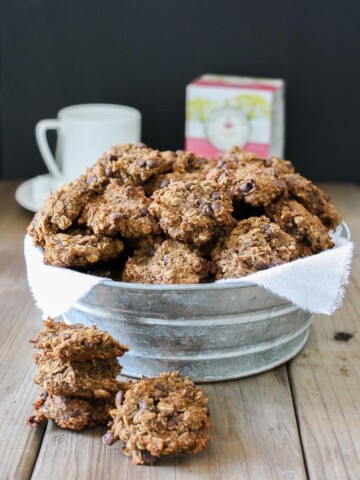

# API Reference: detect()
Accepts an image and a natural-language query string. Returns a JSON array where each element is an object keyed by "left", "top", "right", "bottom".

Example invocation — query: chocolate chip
[
  {"left": 102, "top": 431, "right": 117, "bottom": 446},
  {"left": 218, "top": 173, "right": 227, "bottom": 181},
  {"left": 162, "top": 256, "right": 169, "bottom": 265},
  {"left": 211, "top": 202, "right": 220, "bottom": 211},
  {"left": 137, "top": 159, "right": 146, "bottom": 167},
  {"left": 197, "top": 197, "right": 206, "bottom": 206},
  {"left": 63, "top": 333, "right": 71, "bottom": 340},
  {"left": 167, "top": 418, "right": 178, "bottom": 428},
  {"left": 40, "top": 391, "right": 48, "bottom": 401},
  {"left": 142, "top": 451, "right": 157, "bottom": 465},
  {"left": 137, "top": 142, "right": 147, "bottom": 148},
  {"left": 116, "top": 390, "right": 125, "bottom": 406},
  {"left": 147, "top": 246, "right": 156, "bottom": 256},
  {"left": 82, "top": 339, "right": 90, "bottom": 349},
  {"left": 154, "top": 382, "right": 165, "bottom": 391},
  {"left": 106, "top": 154, "right": 117, "bottom": 162},
  {"left": 239, "top": 181, "right": 255, "bottom": 193},
  {"left": 140, "top": 207, "right": 149, "bottom": 216},
  {"left": 205, "top": 206, "right": 212, "bottom": 215},
  {"left": 160, "top": 178, "right": 170, "bottom": 188},
  {"left": 217, "top": 160, "right": 225, "bottom": 168},
  {"left": 231, "top": 217, "right": 238, "bottom": 227},
  {"left": 334, "top": 332, "right": 353, "bottom": 342},
  {"left": 209, "top": 264, "right": 218, "bottom": 276},
  {"left": 211, "top": 191, "right": 221, "bottom": 200},
  {"left": 146, "top": 160, "right": 159, "bottom": 169},
  {"left": 186, "top": 183, "right": 193, "bottom": 191}
]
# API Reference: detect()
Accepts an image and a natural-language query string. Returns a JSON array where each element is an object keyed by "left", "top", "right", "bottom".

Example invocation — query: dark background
[{"left": 1, "top": 0, "right": 360, "bottom": 181}]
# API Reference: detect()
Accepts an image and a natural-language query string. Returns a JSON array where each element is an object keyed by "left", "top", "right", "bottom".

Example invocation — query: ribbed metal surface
[{"left": 63, "top": 223, "right": 349, "bottom": 382}]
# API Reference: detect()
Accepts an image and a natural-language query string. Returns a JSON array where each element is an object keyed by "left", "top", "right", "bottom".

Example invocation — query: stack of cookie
[{"left": 28, "top": 318, "right": 128, "bottom": 431}]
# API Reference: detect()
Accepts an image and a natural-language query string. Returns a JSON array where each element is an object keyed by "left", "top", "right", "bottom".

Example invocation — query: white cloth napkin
[{"left": 24, "top": 227, "right": 353, "bottom": 318}]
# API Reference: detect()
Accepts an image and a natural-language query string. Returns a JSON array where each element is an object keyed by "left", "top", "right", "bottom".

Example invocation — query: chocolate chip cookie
[
  {"left": 78, "top": 181, "right": 159, "bottom": 237},
  {"left": 28, "top": 390, "right": 113, "bottom": 430},
  {"left": 103, "top": 371, "right": 211, "bottom": 465},
  {"left": 30, "top": 318, "right": 128, "bottom": 362},
  {"left": 33, "top": 352, "right": 123, "bottom": 399},
  {"left": 28, "top": 179, "right": 94, "bottom": 246},
  {"left": 43, "top": 231, "right": 124, "bottom": 268},
  {"left": 149, "top": 180, "right": 234, "bottom": 244},
  {"left": 283, "top": 173, "right": 341, "bottom": 230},
  {"left": 122, "top": 237, "right": 209, "bottom": 284},
  {"left": 265, "top": 197, "right": 334, "bottom": 254},
  {"left": 212, "top": 216, "right": 299, "bottom": 278}
]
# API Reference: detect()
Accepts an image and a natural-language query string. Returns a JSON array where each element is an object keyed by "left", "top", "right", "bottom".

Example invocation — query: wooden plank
[
  {"left": 289, "top": 183, "right": 360, "bottom": 480},
  {"left": 31, "top": 367, "right": 306, "bottom": 480},
  {"left": 0, "top": 182, "right": 46, "bottom": 480}
]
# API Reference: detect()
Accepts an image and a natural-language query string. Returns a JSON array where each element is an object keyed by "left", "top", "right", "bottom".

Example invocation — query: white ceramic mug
[{"left": 35, "top": 104, "right": 141, "bottom": 182}]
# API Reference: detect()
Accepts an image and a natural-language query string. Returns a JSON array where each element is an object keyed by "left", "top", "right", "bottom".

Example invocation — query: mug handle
[{"left": 35, "top": 119, "right": 62, "bottom": 178}]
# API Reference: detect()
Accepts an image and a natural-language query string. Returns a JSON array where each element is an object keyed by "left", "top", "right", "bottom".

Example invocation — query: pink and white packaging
[{"left": 185, "top": 74, "right": 285, "bottom": 158}]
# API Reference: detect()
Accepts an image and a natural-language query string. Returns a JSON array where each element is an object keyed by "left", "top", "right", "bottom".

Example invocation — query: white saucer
[{"left": 15, "top": 174, "right": 64, "bottom": 212}]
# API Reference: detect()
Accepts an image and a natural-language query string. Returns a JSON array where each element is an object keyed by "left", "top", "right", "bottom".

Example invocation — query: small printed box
[{"left": 185, "top": 74, "right": 285, "bottom": 158}]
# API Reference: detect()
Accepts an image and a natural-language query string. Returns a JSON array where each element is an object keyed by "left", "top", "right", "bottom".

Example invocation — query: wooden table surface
[{"left": 0, "top": 181, "right": 359, "bottom": 480}]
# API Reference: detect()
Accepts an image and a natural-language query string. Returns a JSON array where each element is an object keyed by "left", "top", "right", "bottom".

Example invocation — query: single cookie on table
[
  {"left": 149, "top": 180, "right": 234, "bottom": 245},
  {"left": 43, "top": 230, "right": 124, "bottom": 268},
  {"left": 222, "top": 146, "right": 295, "bottom": 176},
  {"left": 30, "top": 318, "right": 128, "bottom": 362},
  {"left": 85, "top": 144, "right": 170, "bottom": 190},
  {"left": 78, "top": 181, "right": 159, "bottom": 237},
  {"left": 27, "top": 179, "right": 95, "bottom": 246},
  {"left": 122, "top": 237, "right": 210, "bottom": 284},
  {"left": 211, "top": 216, "right": 299, "bottom": 279},
  {"left": 265, "top": 197, "right": 334, "bottom": 254},
  {"left": 103, "top": 371, "right": 211, "bottom": 465},
  {"left": 283, "top": 173, "right": 341, "bottom": 230},
  {"left": 206, "top": 160, "right": 286, "bottom": 207},
  {"left": 27, "top": 390, "right": 114, "bottom": 430},
  {"left": 33, "top": 352, "right": 123, "bottom": 399}
]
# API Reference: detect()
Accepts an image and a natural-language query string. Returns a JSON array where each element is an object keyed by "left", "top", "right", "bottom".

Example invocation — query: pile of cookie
[
  {"left": 27, "top": 319, "right": 211, "bottom": 465},
  {"left": 27, "top": 318, "right": 128, "bottom": 430},
  {"left": 28, "top": 144, "right": 342, "bottom": 284}
]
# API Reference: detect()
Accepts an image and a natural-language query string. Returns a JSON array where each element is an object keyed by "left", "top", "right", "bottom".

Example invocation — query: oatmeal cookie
[
  {"left": 43, "top": 231, "right": 124, "bottom": 268},
  {"left": 283, "top": 173, "right": 341, "bottom": 229},
  {"left": 149, "top": 180, "right": 234, "bottom": 244},
  {"left": 211, "top": 216, "right": 299, "bottom": 279},
  {"left": 122, "top": 237, "right": 209, "bottom": 284},
  {"left": 30, "top": 318, "right": 128, "bottom": 362},
  {"left": 28, "top": 179, "right": 94, "bottom": 246},
  {"left": 265, "top": 197, "right": 334, "bottom": 254},
  {"left": 207, "top": 161, "right": 286, "bottom": 206},
  {"left": 33, "top": 352, "right": 123, "bottom": 399},
  {"left": 85, "top": 144, "right": 169, "bottom": 189},
  {"left": 103, "top": 371, "right": 211, "bottom": 465},
  {"left": 27, "top": 390, "right": 113, "bottom": 430},
  {"left": 78, "top": 181, "right": 159, "bottom": 237},
  {"left": 222, "top": 146, "right": 295, "bottom": 176}
]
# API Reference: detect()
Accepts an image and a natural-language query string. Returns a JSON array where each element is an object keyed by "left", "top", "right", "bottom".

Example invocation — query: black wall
[{"left": 1, "top": 0, "right": 360, "bottom": 182}]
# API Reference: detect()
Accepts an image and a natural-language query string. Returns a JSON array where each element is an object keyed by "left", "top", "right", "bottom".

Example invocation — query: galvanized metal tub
[{"left": 63, "top": 223, "right": 350, "bottom": 382}]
